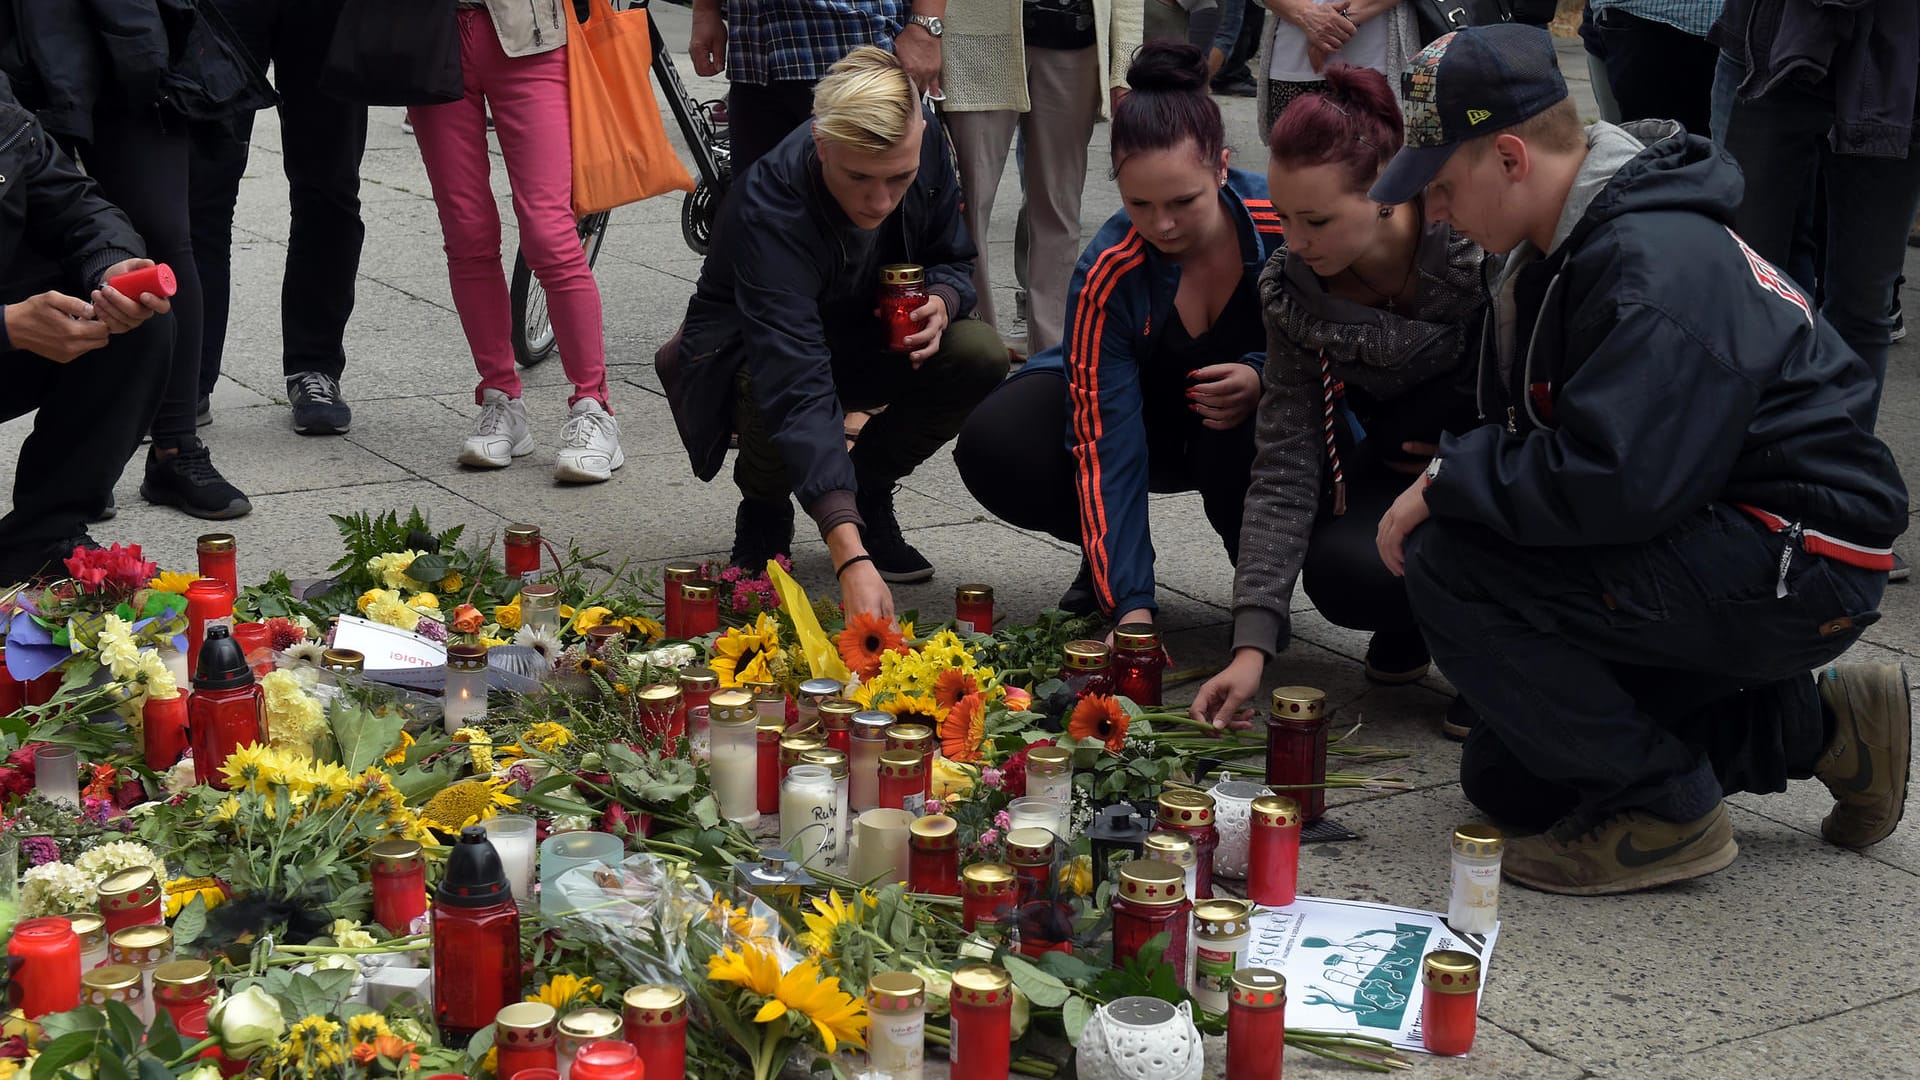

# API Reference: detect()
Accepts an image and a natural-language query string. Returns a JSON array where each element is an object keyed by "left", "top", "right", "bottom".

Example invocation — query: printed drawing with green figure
[{"left": 1242, "top": 897, "right": 1499, "bottom": 1052}]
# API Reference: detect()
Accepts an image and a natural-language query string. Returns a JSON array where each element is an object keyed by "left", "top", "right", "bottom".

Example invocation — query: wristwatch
[{"left": 907, "top": 13, "right": 943, "bottom": 36}]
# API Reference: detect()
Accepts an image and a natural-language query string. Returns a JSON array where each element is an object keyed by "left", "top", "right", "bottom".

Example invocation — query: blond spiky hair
[{"left": 811, "top": 45, "right": 918, "bottom": 153}]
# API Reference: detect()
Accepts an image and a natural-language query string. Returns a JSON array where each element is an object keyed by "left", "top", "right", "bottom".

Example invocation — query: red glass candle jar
[
  {"left": 190, "top": 626, "right": 263, "bottom": 790},
  {"left": 878, "top": 750, "right": 926, "bottom": 814},
  {"left": 24, "top": 667, "right": 62, "bottom": 706},
  {"left": 152, "top": 960, "right": 216, "bottom": 1029},
  {"left": 143, "top": 692, "right": 190, "bottom": 772},
  {"left": 495, "top": 1002, "right": 560, "bottom": 1079},
  {"left": 432, "top": 826, "right": 523, "bottom": 1047},
  {"left": 623, "top": 984, "right": 688, "bottom": 1080},
  {"left": 1421, "top": 951, "right": 1480, "bottom": 1056},
  {"left": 1062, "top": 640, "right": 1114, "bottom": 700},
  {"left": 954, "top": 584, "right": 993, "bottom": 634},
  {"left": 884, "top": 722, "right": 933, "bottom": 799},
  {"left": 1226, "top": 969, "right": 1287, "bottom": 1080},
  {"left": 184, "top": 577, "right": 236, "bottom": 680},
  {"left": 7, "top": 917, "right": 81, "bottom": 1018},
  {"left": 1265, "top": 686, "right": 1329, "bottom": 824},
  {"left": 97, "top": 867, "right": 163, "bottom": 934},
  {"left": 371, "top": 838, "right": 428, "bottom": 935},
  {"left": 1156, "top": 789, "right": 1220, "bottom": 900},
  {"left": 638, "top": 683, "right": 685, "bottom": 746},
  {"left": 1113, "top": 860, "right": 1190, "bottom": 984},
  {"left": 571, "top": 1042, "right": 646, "bottom": 1080},
  {"left": 819, "top": 697, "right": 858, "bottom": 756},
  {"left": 1004, "top": 827, "right": 1055, "bottom": 903},
  {"left": 960, "top": 863, "right": 1016, "bottom": 933},
  {"left": 505, "top": 524, "right": 542, "bottom": 578},
  {"left": 678, "top": 583, "right": 719, "bottom": 638},
  {"left": 662, "top": 561, "right": 702, "bottom": 638},
  {"left": 1113, "top": 624, "right": 1167, "bottom": 707},
  {"left": 196, "top": 533, "right": 237, "bottom": 596},
  {"left": 949, "top": 964, "right": 1013, "bottom": 1077},
  {"left": 879, "top": 263, "right": 929, "bottom": 352},
  {"left": 229, "top": 622, "right": 273, "bottom": 677},
  {"left": 756, "top": 716, "right": 784, "bottom": 816},
  {"left": 1247, "top": 795, "right": 1302, "bottom": 907},
  {"left": 0, "top": 644, "right": 24, "bottom": 715},
  {"left": 908, "top": 814, "right": 960, "bottom": 895}
]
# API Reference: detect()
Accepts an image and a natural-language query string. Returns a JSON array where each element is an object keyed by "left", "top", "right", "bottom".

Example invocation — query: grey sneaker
[
  {"left": 1502, "top": 803, "right": 1738, "bottom": 896},
  {"left": 1815, "top": 664, "right": 1912, "bottom": 848},
  {"left": 287, "top": 371, "right": 351, "bottom": 435},
  {"left": 554, "top": 398, "right": 623, "bottom": 483},
  {"left": 460, "top": 389, "right": 533, "bottom": 468}
]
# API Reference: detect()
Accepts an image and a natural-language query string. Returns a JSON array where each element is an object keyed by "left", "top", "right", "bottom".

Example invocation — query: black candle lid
[
  {"left": 192, "top": 625, "right": 255, "bottom": 691},
  {"left": 435, "top": 825, "right": 512, "bottom": 908}
]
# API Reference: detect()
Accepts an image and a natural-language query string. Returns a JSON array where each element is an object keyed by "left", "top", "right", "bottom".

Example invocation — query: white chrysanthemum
[
  {"left": 642, "top": 643, "right": 697, "bottom": 669},
  {"left": 21, "top": 861, "right": 98, "bottom": 916},
  {"left": 75, "top": 840, "right": 168, "bottom": 885}
]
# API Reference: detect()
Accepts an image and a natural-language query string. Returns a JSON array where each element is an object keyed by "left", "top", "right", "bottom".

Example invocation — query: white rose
[{"left": 206, "top": 985, "right": 286, "bottom": 1057}]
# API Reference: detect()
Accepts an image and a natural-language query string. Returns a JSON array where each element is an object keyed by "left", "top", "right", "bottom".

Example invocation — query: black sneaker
[
  {"left": 1441, "top": 695, "right": 1477, "bottom": 741},
  {"left": 1363, "top": 628, "right": 1430, "bottom": 684},
  {"left": 287, "top": 371, "right": 351, "bottom": 435},
  {"left": 0, "top": 534, "right": 98, "bottom": 586},
  {"left": 90, "top": 493, "right": 116, "bottom": 523},
  {"left": 856, "top": 484, "right": 933, "bottom": 583},
  {"left": 729, "top": 497, "right": 793, "bottom": 571},
  {"left": 1893, "top": 554, "right": 1911, "bottom": 584},
  {"left": 1057, "top": 558, "right": 1099, "bottom": 616},
  {"left": 196, "top": 395, "right": 212, "bottom": 427},
  {"left": 140, "top": 439, "right": 252, "bottom": 520},
  {"left": 1211, "top": 72, "right": 1259, "bottom": 98}
]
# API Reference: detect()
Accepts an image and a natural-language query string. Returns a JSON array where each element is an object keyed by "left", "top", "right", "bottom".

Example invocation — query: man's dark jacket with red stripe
[{"left": 1017, "top": 170, "right": 1283, "bottom": 619}]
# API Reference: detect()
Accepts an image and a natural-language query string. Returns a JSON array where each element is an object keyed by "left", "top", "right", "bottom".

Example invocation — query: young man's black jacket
[
  {"left": 661, "top": 107, "right": 976, "bottom": 535},
  {"left": 0, "top": 84, "right": 146, "bottom": 314},
  {"left": 1429, "top": 120, "right": 1908, "bottom": 551}
]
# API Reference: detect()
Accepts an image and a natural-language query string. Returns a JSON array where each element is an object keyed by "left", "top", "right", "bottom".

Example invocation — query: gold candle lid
[
  {"left": 710, "top": 689, "right": 755, "bottom": 725},
  {"left": 880, "top": 263, "right": 926, "bottom": 286},
  {"left": 68, "top": 912, "right": 106, "bottom": 948},
  {"left": 495, "top": 1001, "right": 559, "bottom": 1039},
  {"left": 1194, "top": 899, "right": 1254, "bottom": 936},
  {"left": 679, "top": 582, "right": 716, "bottom": 603},
  {"left": 82, "top": 964, "right": 143, "bottom": 994},
  {"left": 961, "top": 862, "right": 1015, "bottom": 896},
  {"left": 152, "top": 960, "right": 214, "bottom": 994},
  {"left": 1113, "top": 623, "right": 1161, "bottom": 651},
  {"left": 109, "top": 924, "right": 173, "bottom": 961},
  {"left": 1270, "top": 686, "right": 1327, "bottom": 720},
  {"left": 678, "top": 667, "right": 720, "bottom": 693},
  {"left": 909, "top": 814, "right": 957, "bottom": 846},
  {"left": 878, "top": 749, "right": 923, "bottom": 777},
  {"left": 1229, "top": 968, "right": 1287, "bottom": 1009},
  {"left": 1143, "top": 832, "right": 1196, "bottom": 867},
  {"left": 371, "top": 838, "right": 424, "bottom": 872},
  {"left": 1157, "top": 789, "right": 1216, "bottom": 828},
  {"left": 447, "top": 643, "right": 488, "bottom": 672},
  {"left": 955, "top": 584, "right": 993, "bottom": 604},
  {"left": 663, "top": 561, "right": 702, "bottom": 582},
  {"left": 818, "top": 698, "right": 861, "bottom": 730},
  {"left": 867, "top": 972, "right": 926, "bottom": 1012},
  {"left": 781, "top": 733, "right": 827, "bottom": 764},
  {"left": 1027, "top": 746, "right": 1072, "bottom": 777},
  {"left": 1004, "top": 827, "right": 1055, "bottom": 865},
  {"left": 1117, "top": 859, "right": 1187, "bottom": 906},
  {"left": 1423, "top": 950, "right": 1482, "bottom": 994},
  {"left": 97, "top": 867, "right": 159, "bottom": 907},
  {"left": 885, "top": 722, "right": 933, "bottom": 750},
  {"left": 1251, "top": 794, "right": 1302, "bottom": 828},
  {"left": 639, "top": 682, "right": 683, "bottom": 709},
  {"left": 505, "top": 524, "right": 541, "bottom": 544},
  {"left": 196, "top": 533, "right": 235, "bottom": 554},
  {"left": 1453, "top": 823, "right": 1504, "bottom": 858},
  {"left": 1063, "top": 639, "right": 1111, "bottom": 671},
  {"left": 951, "top": 963, "right": 1012, "bottom": 1005},
  {"left": 799, "top": 747, "right": 849, "bottom": 779},
  {"left": 622, "top": 984, "right": 688, "bottom": 1026},
  {"left": 557, "top": 1007, "right": 624, "bottom": 1041},
  {"left": 755, "top": 714, "right": 786, "bottom": 735},
  {"left": 321, "top": 648, "right": 365, "bottom": 672}
]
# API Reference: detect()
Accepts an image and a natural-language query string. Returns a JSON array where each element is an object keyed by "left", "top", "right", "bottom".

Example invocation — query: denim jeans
[
  {"left": 1712, "top": 53, "right": 1920, "bottom": 428},
  {"left": 1404, "top": 504, "right": 1884, "bottom": 830}
]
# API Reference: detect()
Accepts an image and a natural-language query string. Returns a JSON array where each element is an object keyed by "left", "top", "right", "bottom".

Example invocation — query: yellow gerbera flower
[
  {"left": 219, "top": 742, "right": 285, "bottom": 793},
  {"left": 527, "top": 972, "right": 603, "bottom": 1011},
  {"left": 418, "top": 776, "right": 518, "bottom": 831},
  {"left": 148, "top": 570, "right": 200, "bottom": 594}
]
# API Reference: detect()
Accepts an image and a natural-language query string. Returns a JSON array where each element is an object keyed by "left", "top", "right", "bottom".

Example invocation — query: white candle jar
[
  {"left": 1076, "top": 996, "right": 1204, "bottom": 1080},
  {"left": 780, "top": 764, "right": 839, "bottom": 871},
  {"left": 865, "top": 971, "right": 926, "bottom": 1079},
  {"left": 710, "top": 690, "right": 759, "bottom": 825},
  {"left": 442, "top": 644, "right": 489, "bottom": 734},
  {"left": 1207, "top": 779, "right": 1271, "bottom": 880}
]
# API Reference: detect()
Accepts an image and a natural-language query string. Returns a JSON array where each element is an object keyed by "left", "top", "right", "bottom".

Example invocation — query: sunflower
[
  {"left": 938, "top": 693, "right": 987, "bottom": 763},
  {"left": 799, "top": 889, "right": 877, "bottom": 960},
  {"left": 710, "top": 614, "right": 780, "bottom": 688},
  {"left": 707, "top": 941, "right": 782, "bottom": 997},
  {"left": 1069, "top": 694, "right": 1130, "bottom": 754},
  {"left": 881, "top": 694, "right": 944, "bottom": 730},
  {"left": 164, "top": 876, "right": 228, "bottom": 919},
  {"left": 418, "top": 776, "right": 518, "bottom": 831},
  {"left": 932, "top": 668, "right": 978, "bottom": 711},
  {"left": 147, "top": 570, "right": 199, "bottom": 594},
  {"left": 761, "top": 958, "right": 868, "bottom": 1052},
  {"left": 837, "top": 611, "right": 906, "bottom": 679},
  {"left": 528, "top": 972, "right": 603, "bottom": 1011}
]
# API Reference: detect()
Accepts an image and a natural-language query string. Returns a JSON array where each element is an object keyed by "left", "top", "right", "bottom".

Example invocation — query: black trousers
[
  {"left": 0, "top": 318, "right": 173, "bottom": 567},
  {"left": 1597, "top": 8, "right": 1716, "bottom": 138},
  {"left": 66, "top": 113, "right": 202, "bottom": 443},
  {"left": 1404, "top": 504, "right": 1880, "bottom": 830},
  {"left": 189, "top": 0, "right": 368, "bottom": 387},
  {"left": 727, "top": 80, "right": 817, "bottom": 183},
  {"left": 1300, "top": 466, "right": 1419, "bottom": 636},
  {"left": 953, "top": 368, "right": 1255, "bottom": 563}
]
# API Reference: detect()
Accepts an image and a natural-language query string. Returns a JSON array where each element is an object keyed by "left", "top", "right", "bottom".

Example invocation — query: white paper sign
[
  {"left": 1241, "top": 895, "right": 1498, "bottom": 1053},
  {"left": 332, "top": 615, "right": 447, "bottom": 671}
]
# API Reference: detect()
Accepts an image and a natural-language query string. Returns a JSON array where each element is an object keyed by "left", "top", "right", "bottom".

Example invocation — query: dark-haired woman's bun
[
  {"left": 1316, "top": 63, "right": 1400, "bottom": 122},
  {"left": 1127, "top": 40, "right": 1210, "bottom": 94}
]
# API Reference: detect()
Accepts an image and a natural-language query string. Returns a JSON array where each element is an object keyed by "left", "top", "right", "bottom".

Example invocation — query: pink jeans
[{"left": 409, "top": 9, "right": 608, "bottom": 408}]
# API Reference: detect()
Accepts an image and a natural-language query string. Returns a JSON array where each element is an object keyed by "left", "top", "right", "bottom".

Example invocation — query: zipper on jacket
[
  {"left": 0, "top": 120, "right": 32, "bottom": 182},
  {"left": 1517, "top": 271, "right": 1564, "bottom": 431},
  {"left": 1776, "top": 522, "right": 1801, "bottom": 599}
]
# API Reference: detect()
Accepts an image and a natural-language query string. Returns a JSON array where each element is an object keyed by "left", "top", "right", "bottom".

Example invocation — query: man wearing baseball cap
[{"left": 1369, "top": 25, "right": 1912, "bottom": 895}]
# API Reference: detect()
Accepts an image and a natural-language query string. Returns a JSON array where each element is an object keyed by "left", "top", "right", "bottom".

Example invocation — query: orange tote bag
[{"left": 567, "top": 0, "right": 695, "bottom": 214}]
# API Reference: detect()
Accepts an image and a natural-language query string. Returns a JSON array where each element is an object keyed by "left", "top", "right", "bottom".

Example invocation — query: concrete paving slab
[{"left": 1608, "top": 990, "right": 1920, "bottom": 1080}]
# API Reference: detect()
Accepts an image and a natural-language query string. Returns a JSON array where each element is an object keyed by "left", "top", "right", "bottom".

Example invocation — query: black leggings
[
  {"left": 953, "top": 369, "right": 1255, "bottom": 561},
  {"left": 1300, "top": 465, "right": 1420, "bottom": 636},
  {"left": 70, "top": 112, "right": 204, "bottom": 443}
]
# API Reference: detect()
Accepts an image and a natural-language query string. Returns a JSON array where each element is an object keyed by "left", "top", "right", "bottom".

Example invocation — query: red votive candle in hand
[{"left": 107, "top": 263, "right": 177, "bottom": 299}]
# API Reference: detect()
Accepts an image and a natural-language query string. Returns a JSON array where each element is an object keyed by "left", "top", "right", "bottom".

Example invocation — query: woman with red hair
[{"left": 1192, "top": 64, "right": 1489, "bottom": 736}]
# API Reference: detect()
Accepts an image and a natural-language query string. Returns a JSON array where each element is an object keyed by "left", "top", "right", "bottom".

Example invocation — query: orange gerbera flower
[
  {"left": 933, "top": 668, "right": 979, "bottom": 711},
  {"left": 837, "top": 611, "right": 906, "bottom": 679},
  {"left": 939, "top": 692, "right": 986, "bottom": 762},
  {"left": 352, "top": 1036, "right": 420, "bottom": 1067},
  {"left": 1069, "top": 694, "right": 1130, "bottom": 753}
]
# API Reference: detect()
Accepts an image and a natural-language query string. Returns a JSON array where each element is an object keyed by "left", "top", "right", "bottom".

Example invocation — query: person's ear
[
  {"left": 1218, "top": 147, "right": 1232, "bottom": 182},
  {"left": 1494, "top": 132, "right": 1530, "bottom": 184}
]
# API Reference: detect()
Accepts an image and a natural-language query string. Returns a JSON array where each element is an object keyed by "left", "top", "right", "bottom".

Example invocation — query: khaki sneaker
[
  {"left": 1502, "top": 803, "right": 1738, "bottom": 896},
  {"left": 1815, "top": 664, "right": 1912, "bottom": 848}
]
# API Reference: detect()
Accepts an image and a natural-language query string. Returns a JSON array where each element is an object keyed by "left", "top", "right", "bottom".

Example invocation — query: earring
[{"left": 1378, "top": 205, "right": 1394, "bottom": 219}]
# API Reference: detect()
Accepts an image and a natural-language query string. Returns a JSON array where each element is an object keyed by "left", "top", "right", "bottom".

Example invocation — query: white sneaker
[
  {"left": 554, "top": 398, "right": 623, "bottom": 483},
  {"left": 459, "top": 389, "right": 533, "bottom": 468}
]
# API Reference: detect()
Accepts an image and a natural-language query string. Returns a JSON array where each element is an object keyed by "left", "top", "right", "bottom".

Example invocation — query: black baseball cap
[{"left": 1370, "top": 24, "right": 1568, "bottom": 205}]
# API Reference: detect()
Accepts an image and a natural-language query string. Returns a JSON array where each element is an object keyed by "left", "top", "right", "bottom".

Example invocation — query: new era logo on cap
[{"left": 1370, "top": 24, "right": 1568, "bottom": 205}]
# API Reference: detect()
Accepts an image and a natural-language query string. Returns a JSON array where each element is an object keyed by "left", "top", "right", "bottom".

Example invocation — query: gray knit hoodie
[{"left": 1231, "top": 221, "right": 1489, "bottom": 655}]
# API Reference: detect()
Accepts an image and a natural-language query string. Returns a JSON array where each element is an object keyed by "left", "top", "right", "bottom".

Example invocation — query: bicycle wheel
[{"left": 510, "top": 211, "right": 612, "bottom": 368}]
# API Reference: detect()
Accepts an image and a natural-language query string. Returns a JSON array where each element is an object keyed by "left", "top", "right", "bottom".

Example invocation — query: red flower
[
  {"left": 63, "top": 543, "right": 157, "bottom": 596},
  {"left": 999, "top": 739, "right": 1052, "bottom": 799},
  {"left": 113, "top": 779, "right": 148, "bottom": 809},
  {"left": 263, "top": 617, "right": 306, "bottom": 651}
]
